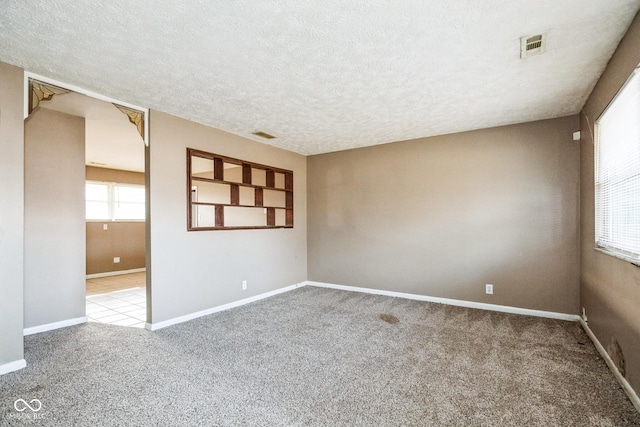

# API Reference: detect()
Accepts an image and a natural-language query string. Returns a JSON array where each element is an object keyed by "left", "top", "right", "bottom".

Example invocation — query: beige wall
[
  {"left": 148, "top": 111, "right": 307, "bottom": 324},
  {"left": 86, "top": 166, "right": 144, "bottom": 185},
  {"left": 0, "top": 62, "right": 25, "bottom": 367},
  {"left": 85, "top": 166, "right": 146, "bottom": 275},
  {"left": 86, "top": 222, "right": 145, "bottom": 275},
  {"left": 308, "top": 116, "right": 581, "bottom": 314},
  {"left": 24, "top": 108, "right": 86, "bottom": 328},
  {"left": 580, "top": 12, "right": 640, "bottom": 393}
]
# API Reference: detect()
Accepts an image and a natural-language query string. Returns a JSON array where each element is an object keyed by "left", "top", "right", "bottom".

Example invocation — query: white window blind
[{"left": 595, "top": 67, "right": 640, "bottom": 262}]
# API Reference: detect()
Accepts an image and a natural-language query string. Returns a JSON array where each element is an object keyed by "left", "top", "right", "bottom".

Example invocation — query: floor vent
[{"left": 520, "top": 33, "right": 546, "bottom": 58}]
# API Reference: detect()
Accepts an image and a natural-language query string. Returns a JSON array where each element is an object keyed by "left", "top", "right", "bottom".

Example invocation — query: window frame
[
  {"left": 594, "top": 65, "right": 640, "bottom": 266},
  {"left": 85, "top": 180, "right": 146, "bottom": 222}
]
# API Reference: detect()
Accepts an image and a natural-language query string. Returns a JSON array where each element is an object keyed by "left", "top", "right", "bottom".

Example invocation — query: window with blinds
[
  {"left": 595, "top": 66, "right": 640, "bottom": 263},
  {"left": 86, "top": 181, "right": 145, "bottom": 221}
]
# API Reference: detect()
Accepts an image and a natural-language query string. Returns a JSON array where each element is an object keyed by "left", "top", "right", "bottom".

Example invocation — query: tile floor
[{"left": 86, "top": 272, "right": 147, "bottom": 328}]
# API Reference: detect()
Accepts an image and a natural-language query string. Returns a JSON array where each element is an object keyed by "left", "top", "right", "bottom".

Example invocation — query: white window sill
[{"left": 594, "top": 247, "right": 640, "bottom": 267}]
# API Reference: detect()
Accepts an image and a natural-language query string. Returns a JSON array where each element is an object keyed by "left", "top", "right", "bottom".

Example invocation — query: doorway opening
[{"left": 26, "top": 75, "right": 149, "bottom": 328}]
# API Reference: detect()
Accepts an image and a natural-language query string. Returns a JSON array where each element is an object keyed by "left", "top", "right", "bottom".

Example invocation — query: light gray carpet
[{"left": 1, "top": 286, "right": 639, "bottom": 426}]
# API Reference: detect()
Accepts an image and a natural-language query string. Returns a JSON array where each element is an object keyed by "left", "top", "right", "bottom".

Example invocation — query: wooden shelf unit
[{"left": 187, "top": 148, "right": 293, "bottom": 230}]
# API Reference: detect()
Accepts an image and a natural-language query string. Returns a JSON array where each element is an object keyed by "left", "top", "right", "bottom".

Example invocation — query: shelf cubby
[{"left": 187, "top": 148, "right": 293, "bottom": 231}]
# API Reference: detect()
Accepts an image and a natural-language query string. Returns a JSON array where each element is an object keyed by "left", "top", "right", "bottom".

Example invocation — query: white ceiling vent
[{"left": 520, "top": 33, "right": 547, "bottom": 58}]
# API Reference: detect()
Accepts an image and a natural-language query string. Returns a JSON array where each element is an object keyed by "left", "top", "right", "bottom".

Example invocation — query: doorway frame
[
  {"left": 24, "top": 70, "right": 151, "bottom": 327},
  {"left": 23, "top": 71, "right": 149, "bottom": 146}
]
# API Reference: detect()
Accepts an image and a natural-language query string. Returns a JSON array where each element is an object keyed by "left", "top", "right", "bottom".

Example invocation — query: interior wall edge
[{"left": 0, "top": 61, "right": 25, "bottom": 367}]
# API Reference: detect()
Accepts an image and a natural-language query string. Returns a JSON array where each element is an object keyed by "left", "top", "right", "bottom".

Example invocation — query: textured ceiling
[{"left": 1, "top": 1, "right": 639, "bottom": 155}]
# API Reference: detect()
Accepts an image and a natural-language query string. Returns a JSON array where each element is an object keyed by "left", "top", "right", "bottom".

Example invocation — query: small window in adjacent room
[
  {"left": 595, "top": 66, "right": 640, "bottom": 265},
  {"left": 113, "top": 184, "right": 145, "bottom": 220},
  {"left": 86, "top": 182, "right": 110, "bottom": 220},
  {"left": 85, "top": 181, "right": 145, "bottom": 221}
]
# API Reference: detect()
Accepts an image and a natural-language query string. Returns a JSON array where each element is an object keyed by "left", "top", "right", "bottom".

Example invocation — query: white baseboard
[
  {"left": 0, "top": 359, "right": 26, "bottom": 375},
  {"left": 305, "top": 281, "right": 580, "bottom": 322},
  {"left": 86, "top": 268, "right": 146, "bottom": 279},
  {"left": 24, "top": 317, "right": 88, "bottom": 336},
  {"left": 146, "top": 282, "right": 306, "bottom": 331},
  {"left": 579, "top": 318, "right": 640, "bottom": 413}
]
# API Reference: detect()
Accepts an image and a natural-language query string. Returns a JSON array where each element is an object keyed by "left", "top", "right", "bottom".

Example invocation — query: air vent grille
[
  {"left": 520, "top": 33, "right": 546, "bottom": 58},
  {"left": 526, "top": 35, "right": 542, "bottom": 50},
  {"left": 252, "top": 131, "right": 276, "bottom": 139}
]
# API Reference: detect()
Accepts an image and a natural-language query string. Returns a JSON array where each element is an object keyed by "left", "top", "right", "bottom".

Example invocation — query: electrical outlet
[
  {"left": 113, "top": 257, "right": 120, "bottom": 263},
  {"left": 485, "top": 284, "right": 493, "bottom": 295},
  {"left": 103, "top": 224, "right": 108, "bottom": 230},
  {"left": 242, "top": 280, "right": 247, "bottom": 290}
]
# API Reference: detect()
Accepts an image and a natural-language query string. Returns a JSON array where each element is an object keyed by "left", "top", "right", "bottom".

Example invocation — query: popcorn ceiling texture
[{"left": 0, "top": 0, "right": 638, "bottom": 155}]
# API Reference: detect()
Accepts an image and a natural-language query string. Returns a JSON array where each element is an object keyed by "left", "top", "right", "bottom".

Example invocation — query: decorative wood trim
[
  {"left": 186, "top": 225, "right": 292, "bottom": 231},
  {"left": 214, "top": 158, "right": 224, "bottom": 180},
  {"left": 27, "top": 78, "right": 145, "bottom": 142},
  {"left": 187, "top": 150, "right": 193, "bottom": 230},
  {"left": 286, "top": 190, "right": 294, "bottom": 226},
  {"left": 230, "top": 184, "right": 240, "bottom": 205},
  {"left": 266, "top": 170, "right": 275, "bottom": 188},
  {"left": 286, "top": 208, "right": 294, "bottom": 226},
  {"left": 113, "top": 103, "right": 145, "bottom": 140},
  {"left": 193, "top": 202, "right": 288, "bottom": 209},
  {"left": 188, "top": 148, "right": 293, "bottom": 230},
  {"left": 285, "top": 172, "right": 293, "bottom": 191},
  {"left": 191, "top": 176, "right": 291, "bottom": 192},
  {"left": 215, "top": 205, "right": 224, "bottom": 227},
  {"left": 242, "top": 163, "right": 252, "bottom": 184},
  {"left": 28, "top": 78, "right": 71, "bottom": 114},
  {"left": 24, "top": 71, "right": 150, "bottom": 147},
  {"left": 267, "top": 207, "right": 276, "bottom": 226},
  {"left": 188, "top": 148, "right": 292, "bottom": 174}
]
